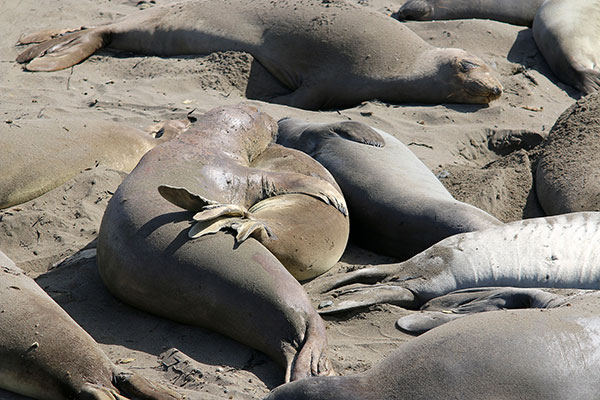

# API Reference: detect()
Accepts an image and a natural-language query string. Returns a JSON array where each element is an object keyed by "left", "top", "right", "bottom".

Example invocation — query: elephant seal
[
  {"left": 97, "top": 105, "right": 347, "bottom": 382},
  {"left": 395, "top": 0, "right": 545, "bottom": 26},
  {"left": 0, "top": 250, "right": 180, "bottom": 400},
  {"left": 533, "top": 0, "right": 600, "bottom": 94},
  {"left": 309, "top": 212, "right": 600, "bottom": 314},
  {"left": 536, "top": 93, "right": 600, "bottom": 215},
  {"left": 16, "top": 0, "right": 502, "bottom": 109},
  {"left": 276, "top": 118, "right": 501, "bottom": 260},
  {"left": 0, "top": 117, "right": 186, "bottom": 209},
  {"left": 265, "top": 291, "right": 600, "bottom": 400}
]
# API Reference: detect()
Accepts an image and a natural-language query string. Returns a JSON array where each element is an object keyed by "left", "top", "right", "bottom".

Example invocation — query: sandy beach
[{"left": 0, "top": 0, "right": 583, "bottom": 398}]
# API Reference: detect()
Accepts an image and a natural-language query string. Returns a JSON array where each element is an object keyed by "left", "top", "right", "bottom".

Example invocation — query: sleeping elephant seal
[
  {"left": 395, "top": 0, "right": 545, "bottom": 26},
  {"left": 533, "top": 0, "right": 600, "bottom": 94},
  {"left": 0, "top": 250, "right": 180, "bottom": 400},
  {"left": 265, "top": 291, "right": 600, "bottom": 400},
  {"left": 536, "top": 93, "right": 600, "bottom": 215},
  {"left": 97, "top": 105, "right": 348, "bottom": 382},
  {"left": 276, "top": 118, "right": 501, "bottom": 260},
  {"left": 309, "top": 212, "right": 600, "bottom": 314},
  {"left": 0, "top": 117, "right": 186, "bottom": 209},
  {"left": 16, "top": 0, "right": 502, "bottom": 109}
]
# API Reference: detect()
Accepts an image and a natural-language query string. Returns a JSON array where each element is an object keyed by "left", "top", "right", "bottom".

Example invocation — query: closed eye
[{"left": 459, "top": 60, "right": 479, "bottom": 71}]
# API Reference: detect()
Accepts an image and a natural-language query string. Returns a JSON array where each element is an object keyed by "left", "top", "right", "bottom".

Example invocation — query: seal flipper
[
  {"left": 157, "top": 185, "right": 217, "bottom": 212},
  {"left": 329, "top": 121, "right": 385, "bottom": 147},
  {"left": 18, "top": 28, "right": 82, "bottom": 45},
  {"left": 580, "top": 67, "right": 600, "bottom": 94},
  {"left": 112, "top": 367, "right": 181, "bottom": 400},
  {"left": 317, "top": 284, "right": 415, "bottom": 315},
  {"left": 396, "top": 312, "right": 465, "bottom": 335},
  {"left": 397, "top": 287, "right": 565, "bottom": 334},
  {"left": 16, "top": 28, "right": 107, "bottom": 72}
]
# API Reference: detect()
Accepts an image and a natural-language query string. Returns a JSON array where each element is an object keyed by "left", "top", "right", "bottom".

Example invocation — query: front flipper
[
  {"left": 396, "top": 312, "right": 465, "bottom": 335},
  {"left": 396, "top": 287, "right": 564, "bottom": 334},
  {"left": 112, "top": 367, "right": 181, "bottom": 400},
  {"left": 158, "top": 185, "right": 275, "bottom": 243},
  {"left": 328, "top": 121, "right": 385, "bottom": 147},
  {"left": 16, "top": 28, "right": 107, "bottom": 72},
  {"left": 306, "top": 264, "right": 402, "bottom": 294},
  {"left": 158, "top": 185, "right": 217, "bottom": 212},
  {"left": 317, "top": 283, "right": 415, "bottom": 315}
]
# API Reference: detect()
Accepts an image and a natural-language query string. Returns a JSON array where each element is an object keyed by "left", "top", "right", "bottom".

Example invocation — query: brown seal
[
  {"left": 16, "top": 0, "right": 502, "bottom": 109},
  {"left": 97, "top": 105, "right": 348, "bottom": 381},
  {"left": 0, "top": 250, "right": 180, "bottom": 400}
]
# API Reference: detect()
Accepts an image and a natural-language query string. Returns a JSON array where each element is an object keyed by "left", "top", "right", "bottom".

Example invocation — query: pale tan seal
[
  {"left": 533, "top": 0, "right": 600, "bottom": 94},
  {"left": 97, "top": 105, "right": 347, "bottom": 382},
  {"left": 16, "top": 0, "right": 502, "bottom": 109},
  {"left": 0, "top": 117, "right": 186, "bottom": 209},
  {"left": 0, "top": 250, "right": 180, "bottom": 400}
]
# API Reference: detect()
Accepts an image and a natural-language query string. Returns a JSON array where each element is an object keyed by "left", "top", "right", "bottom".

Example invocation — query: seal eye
[{"left": 459, "top": 60, "right": 479, "bottom": 72}]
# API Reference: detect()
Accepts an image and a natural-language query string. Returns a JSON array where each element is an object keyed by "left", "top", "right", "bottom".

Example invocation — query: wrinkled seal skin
[
  {"left": 97, "top": 105, "right": 346, "bottom": 382},
  {"left": 16, "top": 0, "right": 502, "bottom": 109},
  {"left": 0, "top": 251, "right": 180, "bottom": 400},
  {"left": 277, "top": 118, "right": 501, "bottom": 260},
  {"left": 310, "top": 212, "right": 600, "bottom": 314},
  {"left": 395, "top": 0, "right": 545, "bottom": 26},
  {"left": 536, "top": 93, "right": 600, "bottom": 215},
  {"left": 265, "top": 292, "right": 600, "bottom": 400},
  {"left": 533, "top": 0, "right": 600, "bottom": 94}
]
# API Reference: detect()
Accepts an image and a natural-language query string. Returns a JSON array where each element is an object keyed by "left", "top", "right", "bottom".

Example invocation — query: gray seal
[
  {"left": 395, "top": 0, "right": 545, "bottom": 26},
  {"left": 16, "top": 0, "right": 502, "bottom": 109},
  {"left": 309, "top": 212, "right": 600, "bottom": 314},
  {"left": 536, "top": 93, "right": 600, "bottom": 215},
  {"left": 97, "top": 105, "right": 347, "bottom": 381},
  {"left": 0, "top": 250, "right": 180, "bottom": 400},
  {"left": 533, "top": 0, "right": 600, "bottom": 94},
  {"left": 276, "top": 118, "right": 501, "bottom": 260},
  {"left": 265, "top": 290, "right": 600, "bottom": 400}
]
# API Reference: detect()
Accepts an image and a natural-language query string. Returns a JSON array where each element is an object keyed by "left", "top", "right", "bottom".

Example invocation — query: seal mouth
[{"left": 464, "top": 84, "right": 502, "bottom": 103}]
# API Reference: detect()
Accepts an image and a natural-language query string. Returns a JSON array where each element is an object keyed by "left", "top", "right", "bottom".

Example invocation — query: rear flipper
[
  {"left": 16, "top": 28, "right": 107, "bottom": 71},
  {"left": 396, "top": 287, "right": 565, "bottom": 334},
  {"left": 18, "top": 28, "right": 83, "bottom": 44}
]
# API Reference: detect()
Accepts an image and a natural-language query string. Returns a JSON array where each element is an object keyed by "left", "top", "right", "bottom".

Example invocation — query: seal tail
[{"left": 16, "top": 28, "right": 107, "bottom": 71}]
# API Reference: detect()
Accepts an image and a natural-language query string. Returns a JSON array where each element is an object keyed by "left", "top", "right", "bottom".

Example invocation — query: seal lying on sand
[
  {"left": 265, "top": 290, "right": 600, "bottom": 400},
  {"left": 0, "top": 250, "right": 180, "bottom": 400},
  {"left": 277, "top": 118, "right": 501, "bottom": 259},
  {"left": 533, "top": 0, "right": 600, "bottom": 94},
  {"left": 537, "top": 93, "right": 600, "bottom": 215},
  {"left": 16, "top": 0, "right": 502, "bottom": 109},
  {"left": 98, "top": 105, "right": 348, "bottom": 381},
  {"left": 0, "top": 117, "right": 185, "bottom": 209},
  {"left": 395, "top": 0, "right": 545, "bottom": 26},
  {"left": 309, "top": 212, "right": 600, "bottom": 314}
]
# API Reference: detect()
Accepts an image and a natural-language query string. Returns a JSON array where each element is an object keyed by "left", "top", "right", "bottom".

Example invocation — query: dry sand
[{"left": 0, "top": 0, "right": 582, "bottom": 398}]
